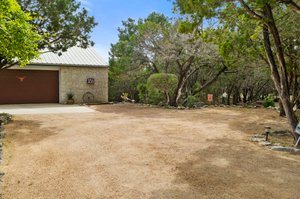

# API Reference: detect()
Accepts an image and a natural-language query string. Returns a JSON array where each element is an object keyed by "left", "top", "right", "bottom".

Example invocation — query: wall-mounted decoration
[
  {"left": 16, "top": 76, "right": 27, "bottom": 82},
  {"left": 87, "top": 78, "right": 95, "bottom": 84}
]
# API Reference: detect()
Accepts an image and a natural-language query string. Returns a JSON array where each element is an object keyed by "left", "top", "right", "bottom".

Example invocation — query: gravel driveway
[{"left": 1, "top": 104, "right": 300, "bottom": 199}]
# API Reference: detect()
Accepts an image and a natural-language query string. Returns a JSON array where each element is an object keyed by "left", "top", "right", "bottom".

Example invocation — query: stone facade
[{"left": 59, "top": 66, "right": 108, "bottom": 103}]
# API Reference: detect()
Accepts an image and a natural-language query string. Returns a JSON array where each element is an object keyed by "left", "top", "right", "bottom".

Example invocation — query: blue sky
[{"left": 79, "top": 0, "right": 176, "bottom": 62}]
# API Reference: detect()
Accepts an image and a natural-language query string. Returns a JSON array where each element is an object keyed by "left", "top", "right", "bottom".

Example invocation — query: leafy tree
[
  {"left": 0, "top": 0, "right": 97, "bottom": 69},
  {"left": 0, "top": 0, "right": 41, "bottom": 68},
  {"left": 278, "top": 10, "right": 300, "bottom": 112},
  {"left": 18, "top": 0, "right": 97, "bottom": 54},
  {"left": 174, "top": 0, "right": 300, "bottom": 142},
  {"left": 109, "top": 13, "right": 170, "bottom": 101}
]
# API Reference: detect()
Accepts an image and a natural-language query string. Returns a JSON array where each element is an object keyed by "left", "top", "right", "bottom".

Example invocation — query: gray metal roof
[{"left": 31, "top": 47, "right": 108, "bottom": 67}]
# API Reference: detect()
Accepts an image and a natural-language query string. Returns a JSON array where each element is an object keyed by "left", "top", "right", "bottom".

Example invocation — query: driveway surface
[
  {"left": 0, "top": 104, "right": 95, "bottom": 115},
  {"left": 1, "top": 104, "right": 300, "bottom": 199}
]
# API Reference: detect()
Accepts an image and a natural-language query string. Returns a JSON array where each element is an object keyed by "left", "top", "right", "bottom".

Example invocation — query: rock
[
  {"left": 271, "top": 146, "right": 300, "bottom": 154},
  {"left": 258, "top": 141, "right": 272, "bottom": 146},
  {"left": 250, "top": 137, "right": 265, "bottom": 142},
  {"left": 253, "top": 134, "right": 265, "bottom": 138},
  {"left": 271, "top": 146, "right": 292, "bottom": 152}
]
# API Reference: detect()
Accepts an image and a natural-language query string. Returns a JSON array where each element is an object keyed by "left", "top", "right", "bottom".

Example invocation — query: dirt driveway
[{"left": 1, "top": 104, "right": 300, "bottom": 199}]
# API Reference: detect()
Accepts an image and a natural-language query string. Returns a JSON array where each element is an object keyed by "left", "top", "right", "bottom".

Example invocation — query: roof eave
[{"left": 29, "top": 63, "right": 109, "bottom": 68}]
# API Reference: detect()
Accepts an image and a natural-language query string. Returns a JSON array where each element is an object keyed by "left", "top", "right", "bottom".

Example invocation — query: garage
[
  {"left": 0, "top": 69, "right": 59, "bottom": 104},
  {"left": 0, "top": 47, "right": 108, "bottom": 105}
]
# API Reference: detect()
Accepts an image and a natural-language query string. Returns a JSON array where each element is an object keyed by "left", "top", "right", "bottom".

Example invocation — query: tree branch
[
  {"left": 280, "top": 0, "right": 300, "bottom": 15},
  {"left": 192, "top": 63, "right": 228, "bottom": 95},
  {"left": 238, "top": 0, "right": 263, "bottom": 20}
]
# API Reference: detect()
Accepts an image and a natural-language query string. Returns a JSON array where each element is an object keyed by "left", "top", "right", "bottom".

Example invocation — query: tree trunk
[
  {"left": 262, "top": 4, "right": 298, "bottom": 142},
  {"left": 291, "top": 73, "right": 299, "bottom": 108},
  {"left": 279, "top": 100, "right": 286, "bottom": 117},
  {"left": 233, "top": 89, "right": 238, "bottom": 105},
  {"left": 242, "top": 88, "right": 248, "bottom": 103},
  {"left": 164, "top": 91, "right": 170, "bottom": 105},
  {"left": 169, "top": 77, "right": 185, "bottom": 107},
  {"left": 227, "top": 91, "right": 232, "bottom": 105}
]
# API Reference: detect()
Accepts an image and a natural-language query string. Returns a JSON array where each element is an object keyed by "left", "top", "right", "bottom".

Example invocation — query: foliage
[
  {"left": 17, "top": 0, "right": 97, "bottom": 54},
  {"left": 67, "top": 92, "right": 74, "bottom": 100},
  {"left": 109, "top": 13, "right": 170, "bottom": 102},
  {"left": 147, "top": 73, "right": 178, "bottom": 94},
  {"left": 146, "top": 87, "right": 165, "bottom": 105},
  {"left": 185, "top": 95, "right": 201, "bottom": 108},
  {"left": 146, "top": 73, "right": 178, "bottom": 105},
  {"left": 109, "top": 12, "right": 222, "bottom": 106},
  {"left": 0, "top": 112, "right": 12, "bottom": 125},
  {"left": 0, "top": 0, "right": 41, "bottom": 68},
  {"left": 264, "top": 96, "right": 275, "bottom": 108},
  {"left": 137, "top": 83, "right": 147, "bottom": 103}
]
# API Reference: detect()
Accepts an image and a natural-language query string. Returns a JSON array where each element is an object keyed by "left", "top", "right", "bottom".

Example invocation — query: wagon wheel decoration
[{"left": 82, "top": 92, "right": 95, "bottom": 104}]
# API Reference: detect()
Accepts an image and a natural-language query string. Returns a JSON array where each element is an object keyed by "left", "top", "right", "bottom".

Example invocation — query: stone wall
[{"left": 59, "top": 66, "right": 108, "bottom": 103}]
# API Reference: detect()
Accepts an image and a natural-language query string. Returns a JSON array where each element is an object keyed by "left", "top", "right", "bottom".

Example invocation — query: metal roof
[{"left": 31, "top": 47, "right": 108, "bottom": 67}]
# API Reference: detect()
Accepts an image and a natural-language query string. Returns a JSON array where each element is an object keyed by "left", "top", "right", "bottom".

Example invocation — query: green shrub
[
  {"left": 147, "top": 87, "right": 165, "bottom": 105},
  {"left": 147, "top": 73, "right": 178, "bottom": 105},
  {"left": 0, "top": 113, "right": 12, "bottom": 125},
  {"left": 263, "top": 96, "right": 275, "bottom": 108},
  {"left": 137, "top": 83, "right": 147, "bottom": 103},
  {"left": 186, "top": 96, "right": 199, "bottom": 108},
  {"left": 137, "top": 82, "right": 165, "bottom": 105}
]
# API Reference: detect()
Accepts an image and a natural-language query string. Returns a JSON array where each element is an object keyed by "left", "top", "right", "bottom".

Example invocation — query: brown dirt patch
[{"left": 1, "top": 104, "right": 300, "bottom": 199}]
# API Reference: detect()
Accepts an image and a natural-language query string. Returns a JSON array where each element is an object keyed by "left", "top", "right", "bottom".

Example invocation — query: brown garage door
[{"left": 0, "top": 69, "right": 59, "bottom": 104}]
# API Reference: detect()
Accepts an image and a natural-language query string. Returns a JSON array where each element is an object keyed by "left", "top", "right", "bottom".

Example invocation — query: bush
[
  {"left": 0, "top": 113, "right": 12, "bottom": 125},
  {"left": 137, "top": 82, "right": 165, "bottom": 105},
  {"left": 147, "top": 73, "right": 178, "bottom": 105},
  {"left": 186, "top": 96, "right": 199, "bottom": 108},
  {"left": 137, "top": 83, "right": 147, "bottom": 103},
  {"left": 147, "top": 87, "right": 165, "bottom": 105},
  {"left": 263, "top": 96, "right": 275, "bottom": 108}
]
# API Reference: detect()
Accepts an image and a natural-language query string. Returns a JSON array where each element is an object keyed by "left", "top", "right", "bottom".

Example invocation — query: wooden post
[{"left": 265, "top": 126, "right": 271, "bottom": 141}]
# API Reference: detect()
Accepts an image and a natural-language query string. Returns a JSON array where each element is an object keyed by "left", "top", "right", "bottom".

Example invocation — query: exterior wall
[{"left": 59, "top": 66, "right": 108, "bottom": 103}]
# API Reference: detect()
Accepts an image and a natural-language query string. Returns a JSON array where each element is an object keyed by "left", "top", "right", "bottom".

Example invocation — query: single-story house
[{"left": 0, "top": 47, "right": 108, "bottom": 104}]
